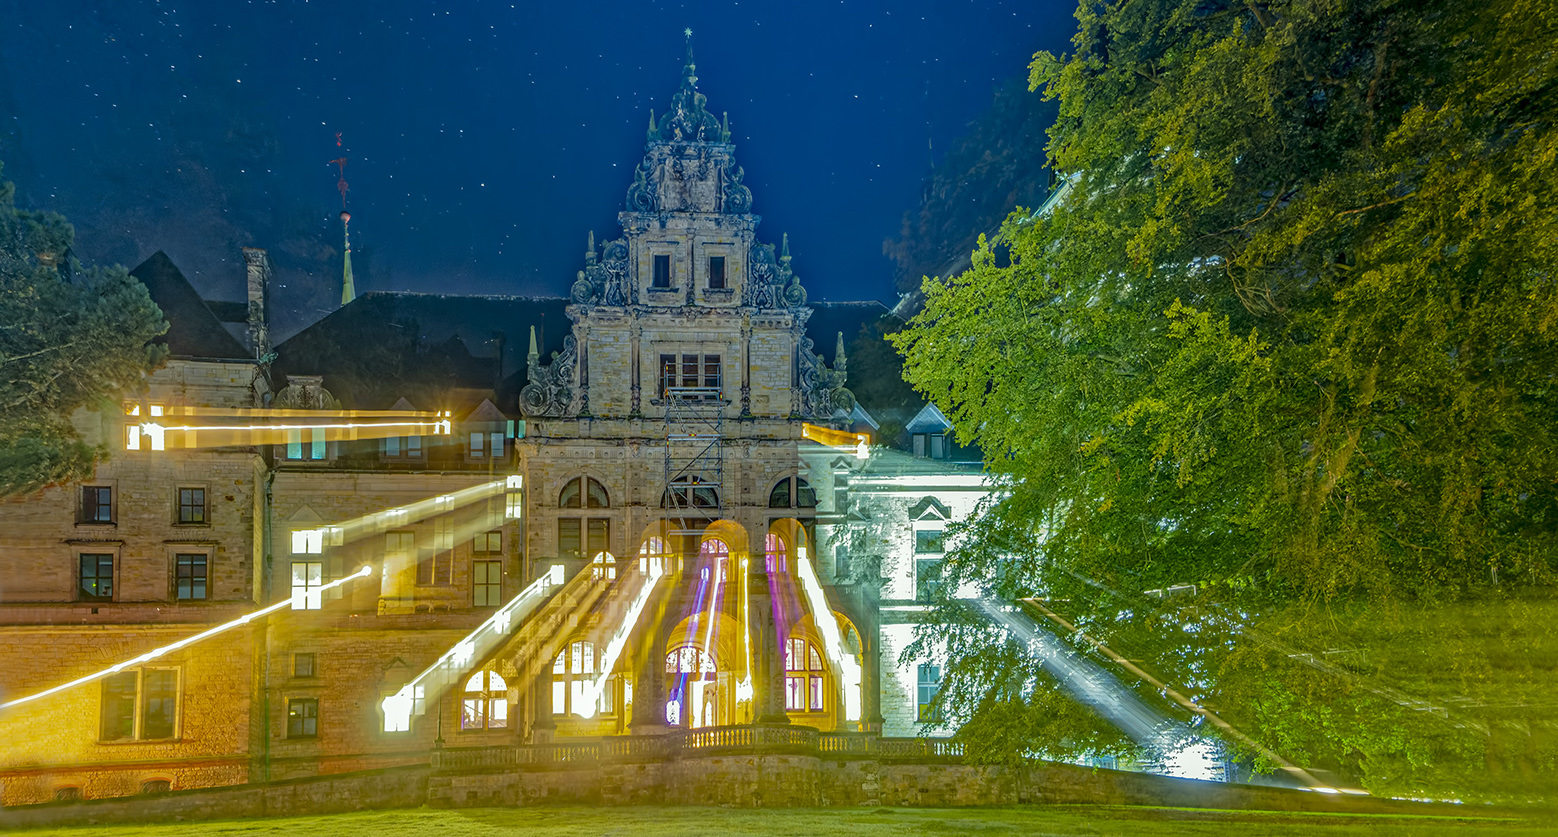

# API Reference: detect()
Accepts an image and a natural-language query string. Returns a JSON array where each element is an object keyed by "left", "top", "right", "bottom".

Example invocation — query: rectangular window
[
  {"left": 659, "top": 354, "right": 676, "bottom": 396},
  {"left": 473, "top": 531, "right": 502, "bottom": 553},
  {"left": 79, "top": 553, "right": 114, "bottom": 601},
  {"left": 294, "top": 652, "right": 316, "bottom": 678},
  {"left": 284, "top": 429, "right": 326, "bottom": 461},
  {"left": 100, "top": 668, "right": 179, "bottom": 741},
  {"left": 915, "top": 530, "right": 945, "bottom": 554},
  {"left": 505, "top": 489, "right": 522, "bottom": 520},
  {"left": 177, "top": 487, "right": 205, "bottom": 524},
  {"left": 682, "top": 354, "right": 699, "bottom": 388},
  {"left": 652, "top": 254, "right": 671, "bottom": 288},
  {"left": 708, "top": 255, "right": 726, "bottom": 289},
  {"left": 407, "top": 435, "right": 423, "bottom": 456},
  {"left": 586, "top": 518, "right": 609, "bottom": 559},
  {"left": 287, "top": 698, "right": 318, "bottom": 738},
  {"left": 291, "top": 561, "right": 323, "bottom": 610},
  {"left": 418, "top": 518, "right": 454, "bottom": 586},
  {"left": 385, "top": 435, "right": 399, "bottom": 456},
  {"left": 785, "top": 676, "right": 804, "bottom": 711},
  {"left": 809, "top": 673, "right": 825, "bottom": 711},
  {"left": 311, "top": 429, "right": 326, "bottom": 460},
  {"left": 469, "top": 431, "right": 485, "bottom": 458},
  {"left": 81, "top": 486, "right": 113, "bottom": 524},
  {"left": 474, "top": 560, "right": 503, "bottom": 607},
  {"left": 558, "top": 518, "right": 582, "bottom": 559},
  {"left": 917, "top": 664, "right": 942, "bottom": 722},
  {"left": 101, "top": 671, "right": 137, "bottom": 740},
  {"left": 915, "top": 558, "right": 943, "bottom": 603},
  {"left": 175, "top": 553, "right": 208, "bottom": 601},
  {"left": 703, "top": 355, "right": 721, "bottom": 391},
  {"left": 930, "top": 434, "right": 946, "bottom": 460},
  {"left": 912, "top": 434, "right": 927, "bottom": 457},
  {"left": 141, "top": 668, "right": 178, "bottom": 739}
]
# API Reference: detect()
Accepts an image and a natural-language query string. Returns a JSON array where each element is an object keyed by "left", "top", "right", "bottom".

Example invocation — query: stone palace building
[{"left": 0, "top": 49, "right": 990, "bottom": 806}]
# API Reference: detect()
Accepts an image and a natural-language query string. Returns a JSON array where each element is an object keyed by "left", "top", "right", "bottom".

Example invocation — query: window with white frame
[
  {"left": 460, "top": 670, "right": 509, "bottom": 730},
  {"left": 553, "top": 639, "right": 615, "bottom": 716},
  {"left": 283, "top": 428, "right": 327, "bottom": 461},
  {"left": 917, "top": 663, "right": 942, "bottom": 722},
  {"left": 290, "top": 528, "right": 324, "bottom": 609},
  {"left": 784, "top": 638, "right": 826, "bottom": 712}
]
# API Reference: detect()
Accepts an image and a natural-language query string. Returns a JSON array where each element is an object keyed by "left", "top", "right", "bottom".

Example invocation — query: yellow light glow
[
  {"left": 0, "top": 567, "right": 374, "bottom": 712},
  {"left": 575, "top": 559, "right": 665, "bottom": 720},
  {"left": 801, "top": 423, "right": 869, "bottom": 448},
  {"left": 796, "top": 556, "right": 862, "bottom": 722}
]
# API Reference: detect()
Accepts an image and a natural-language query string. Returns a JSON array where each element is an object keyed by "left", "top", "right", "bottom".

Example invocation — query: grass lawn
[{"left": 8, "top": 805, "right": 1558, "bottom": 836}]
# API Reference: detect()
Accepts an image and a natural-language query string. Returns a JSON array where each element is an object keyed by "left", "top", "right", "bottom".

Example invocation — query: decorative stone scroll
[{"left": 520, "top": 329, "right": 578, "bottom": 418}]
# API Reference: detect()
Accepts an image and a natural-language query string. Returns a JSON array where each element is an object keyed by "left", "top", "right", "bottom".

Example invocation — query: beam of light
[
  {"left": 574, "top": 558, "right": 665, "bottom": 720},
  {"left": 0, "top": 567, "right": 375, "bottom": 712},
  {"left": 795, "top": 555, "right": 862, "bottom": 722},
  {"left": 129, "top": 419, "right": 452, "bottom": 451},
  {"left": 801, "top": 422, "right": 870, "bottom": 454},
  {"left": 735, "top": 554, "right": 754, "bottom": 709},
  {"left": 382, "top": 563, "right": 565, "bottom": 733},
  {"left": 691, "top": 544, "right": 728, "bottom": 727},
  {"left": 131, "top": 405, "right": 452, "bottom": 420},
  {"left": 290, "top": 477, "right": 519, "bottom": 556},
  {"left": 1022, "top": 598, "right": 1338, "bottom": 793}
]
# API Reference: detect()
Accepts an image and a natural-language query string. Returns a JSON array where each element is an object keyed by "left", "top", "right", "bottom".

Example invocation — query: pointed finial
[
  {"left": 586, "top": 230, "right": 596, "bottom": 264},
  {"left": 647, "top": 108, "right": 659, "bottom": 141},
  {"left": 720, "top": 111, "right": 731, "bottom": 143},
  {"left": 836, "top": 331, "right": 848, "bottom": 368},
  {"left": 528, "top": 325, "right": 539, "bottom": 360},
  {"left": 781, "top": 232, "right": 791, "bottom": 262}
]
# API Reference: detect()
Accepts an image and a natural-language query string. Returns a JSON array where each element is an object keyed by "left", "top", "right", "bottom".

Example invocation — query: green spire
[{"left": 340, "top": 211, "right": 356, "bottom": 305}]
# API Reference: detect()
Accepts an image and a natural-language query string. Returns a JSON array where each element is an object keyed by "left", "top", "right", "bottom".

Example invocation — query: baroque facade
[{"left": 0, "top": 51, "right": 990, "bottom": 805}]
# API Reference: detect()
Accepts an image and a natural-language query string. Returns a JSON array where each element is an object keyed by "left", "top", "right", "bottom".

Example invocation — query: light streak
[
  {"left": 382, "top": 564, "right": 565, "bottom": 732},
  {"left": 0, "top": 567, "right": 375, "bottom": 712},
  {"left": 575, "top": 559, "right": 665, "bottom": 720},
  {"left": 801, "top": 423, "right": 870, "bottom": 451},
  {"left": 795, "top": 556, "right": 862, "bottom": 722},
  {"left": 291, "top": 477, "right": 518, "bottom": 551}
]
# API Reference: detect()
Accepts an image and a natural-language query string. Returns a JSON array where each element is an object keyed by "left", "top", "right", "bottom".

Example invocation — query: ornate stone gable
[{"left": 522, "top": 46, "right": 851, "bottom": 422}]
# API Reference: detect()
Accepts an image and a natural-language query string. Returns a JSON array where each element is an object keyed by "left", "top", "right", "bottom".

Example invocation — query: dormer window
[
  {"left": 912, "top": 432, "right": 948, "bottom": 460},
  {"left": 708, "top": 256, "right": 726, "bottom": 289},
  {"left": 652, "top": 254, "right": 672, "bottom": 288}
]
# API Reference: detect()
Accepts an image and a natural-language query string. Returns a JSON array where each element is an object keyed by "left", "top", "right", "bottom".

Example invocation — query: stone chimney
[{"left": 242, "top": 247, "right": 271, "bottom": 359}]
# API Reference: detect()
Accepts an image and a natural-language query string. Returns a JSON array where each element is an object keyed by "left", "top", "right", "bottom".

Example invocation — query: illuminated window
[
  {"left": 505, "top": 487, "right": 523, "bottom": 519},
  {"left": 917, "top": 664, "right": 942, "bottom": 722},
  {"left": 283, "top": 428, "right": 327, "bottom": 461},
  {"left": 291, "top": 528, "right": 324, "bottom": 555},
  {"left": 784, "top": 638, "right": 826, "bottom": 712},
  {"left": 768, "top": 477, "right": 817, "bottom": 509},
  {"left": 175, "top": 553, "right": 207, "bottom": 601},
  {"left": 665, "top": 644, "right": 717, "bottom": 727},
  {"left": 177, "top": 487, "right": 206, "bottom": 524},
  {"left": 461, "top": 670, "right": 509, "bottom": 730},
  {"left": 290, "top": 562, "right": 323, "bottom": 609},
  {"left": 652, "top": 253, "right": 671, "bottom": 288},
  {"left": 100, "top": 667, "right": 179, "bottom": 742},
  {"left": 78, "top": 554, "right": 114, "bottom": 602},
  {"left": 293, "top": 653, "right": 316, "bottom": 677},
  {"left": 708, "top": 255, "right": 726, "bottom": 289},
  {"left": 764, "top": 533, "right": 786, "bottom": 573},
  {"left": 638, "top": 537, "right": 669, "bottom": 575},
  {"left": 590, "top": 551, "right": 616, "bottom": 581},
  {"left": 80, "top": 486, "right": 113, "bottom": 524},
  {"left": 474, "top": 560, "right": 503, "bottom": 606},
  {"left": 699, "top": 538, "right": 730, "bottom": 585},
  {"left": 286, "top": 698, "right": 318, "bottom": 738},
  {"left": 553, "top": 640, "right": 611, "bottom": 716}
]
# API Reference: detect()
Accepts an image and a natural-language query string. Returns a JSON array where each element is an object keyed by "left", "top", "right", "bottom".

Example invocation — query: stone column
[
  {"left": 630, "top": 320, "right": 642, "bottom": 416},
  {"left": 740, "top": 314, "right": 752, "bottom": 416},
  {"left": 750, "top": 564, "right": 790, "bottom": 724},
  {"left": 629, "top": 592, "right": 672, "bottom": 735},
  {"left": 532, "top": 668, "right": 556, "bottom": 744},
  {"left": 576, "top": 322, "right": 591, "bottom": 416},
  {"left": 860, "top": 579, "right": 885, "bottom": 734}
]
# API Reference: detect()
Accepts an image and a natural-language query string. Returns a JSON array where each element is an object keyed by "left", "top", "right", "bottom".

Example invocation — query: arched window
[
  {"left": 638, "top": 536, "right": 669, "bottom": 575},
  {"left": 553, "top": 640, "right": 617, "bottom": 716},
  {"left": 768, "top": 477, "right": 817, "bottom": 509},
  {"left": 663, "top": 476, "right": 719, "bottom": 509},
  {"left": 784, "top": 637, "right": 825, "bottom": 712},
  {"left": 461, "top": 670, "right": 508, "bottom": 730},
  {"left": 591, "top": 551, "right": 617, "bottom": 581},
  {"left": 699, "top": 539, "right": 730, "bottom": 585},
  {"left": 665, "top": 643, "right": 717, "bottom": 727},
  {"left": 764, "top": 533, "right": 786, "bottom": 573},
  {"left": 559, "top": 477, "right": 609, "bottom": 509}
]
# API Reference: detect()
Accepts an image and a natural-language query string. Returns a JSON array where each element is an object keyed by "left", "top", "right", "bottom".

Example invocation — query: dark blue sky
[{"left": 0, "top": 0, "right": 1075, "bottom": 337}]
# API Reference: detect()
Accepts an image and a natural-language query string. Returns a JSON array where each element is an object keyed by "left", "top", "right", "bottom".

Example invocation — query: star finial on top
[{"left": 684, "top": 27, "right": 693, "bottom": 39}]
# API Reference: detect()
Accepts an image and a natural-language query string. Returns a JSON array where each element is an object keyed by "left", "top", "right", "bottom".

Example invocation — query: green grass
[{"left": 9, "top": 805, "right": 1558, "bottom": 837}]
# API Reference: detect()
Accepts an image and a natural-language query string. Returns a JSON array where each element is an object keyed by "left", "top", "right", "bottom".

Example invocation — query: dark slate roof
[
  {"left": 273, "top": 292, "right": 571, "bottom": 410},
  {"left": 129, "top": 251, "right": 252, "bottom": 360}
]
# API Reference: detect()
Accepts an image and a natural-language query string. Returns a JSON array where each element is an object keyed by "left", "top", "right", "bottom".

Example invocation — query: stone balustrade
[{"left": 430, "top": 724, "right": 960, "bottom": 773}]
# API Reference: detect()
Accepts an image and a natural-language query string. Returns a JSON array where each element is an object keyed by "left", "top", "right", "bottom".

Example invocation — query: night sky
[{"left": 0, "top": 0, "right": 1075, "bottom": 338}]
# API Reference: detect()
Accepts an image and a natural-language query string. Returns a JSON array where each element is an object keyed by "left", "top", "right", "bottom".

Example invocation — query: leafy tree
[
  {"left": 0, "top": 162, "right": 167, "bottom": 496},
  {"left": 892, "top": 0, "right": 1558, "bottom": 798}
]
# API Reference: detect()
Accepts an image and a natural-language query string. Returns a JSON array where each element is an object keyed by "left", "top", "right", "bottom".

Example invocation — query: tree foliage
[
  {"left": 0, "top": 163, "right": 167, "bottom": 496},
  {"left": 892, "top": 0, "right": 1558, "bottom": 798}
]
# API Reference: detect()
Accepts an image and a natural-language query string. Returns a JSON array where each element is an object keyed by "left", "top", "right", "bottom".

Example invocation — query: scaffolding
[{"left": 662, "top": 387, "right": 725, "bottom": 556}]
